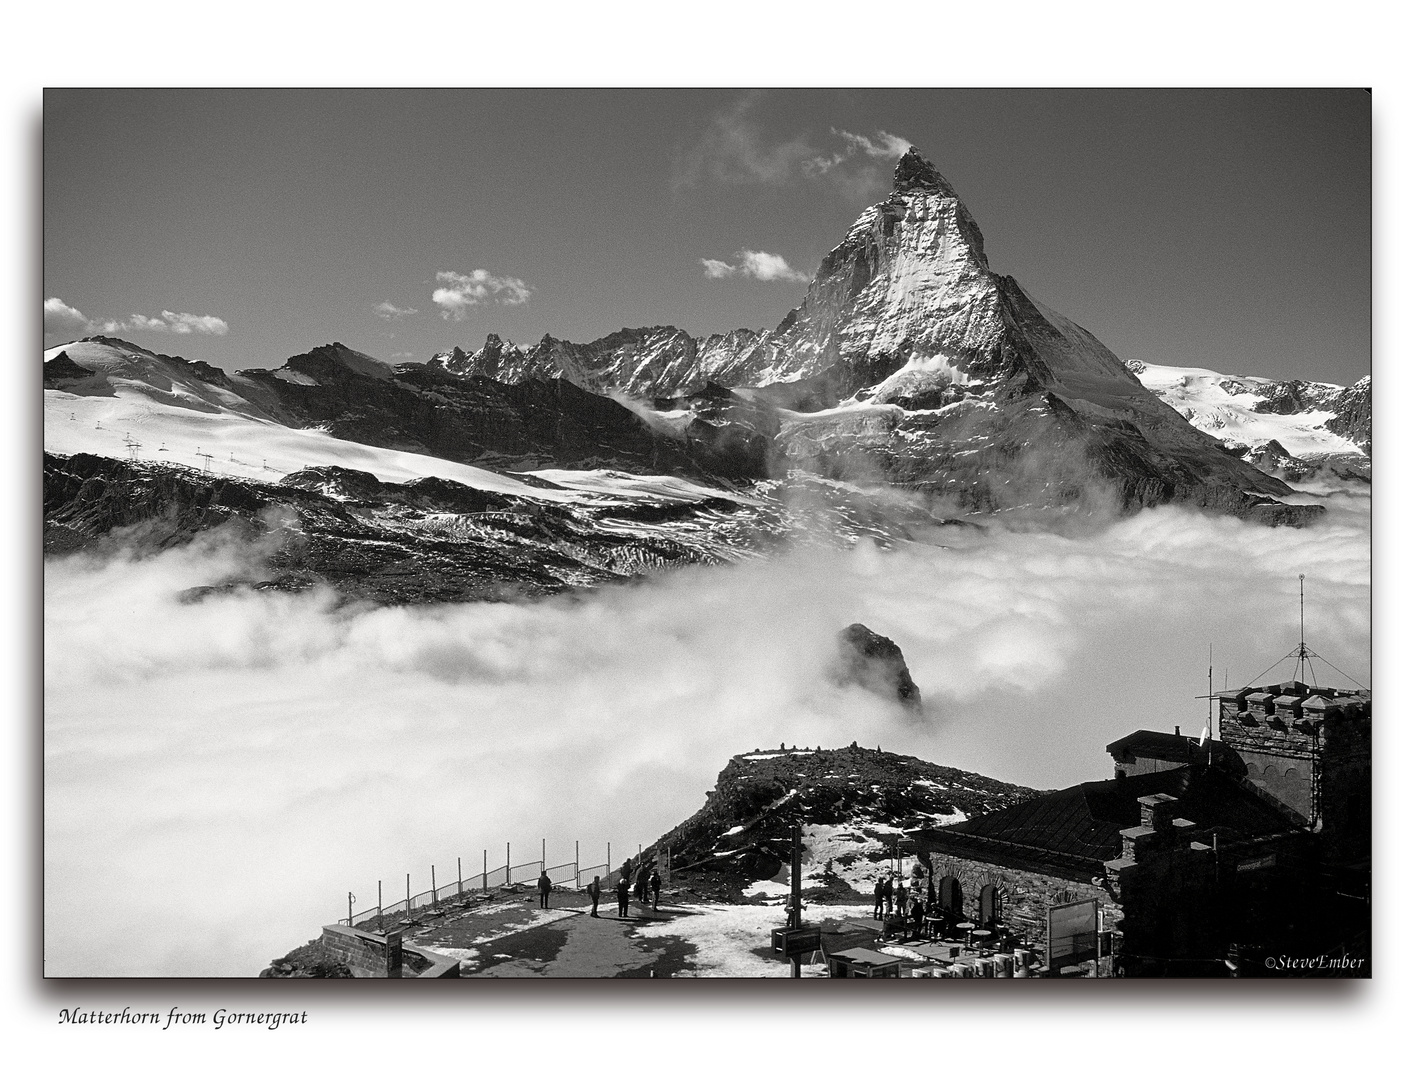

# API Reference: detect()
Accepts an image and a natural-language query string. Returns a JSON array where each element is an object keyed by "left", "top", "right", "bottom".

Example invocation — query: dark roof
[
  {"left": 914, "top": 766, "right": 1299, "bottom": 876},
  {"left": 1107, "top": 730, "right": 1196, "bottom": 758},
  {"left": 1105, "top": 729, "right": 1245, "bottom": 772}
]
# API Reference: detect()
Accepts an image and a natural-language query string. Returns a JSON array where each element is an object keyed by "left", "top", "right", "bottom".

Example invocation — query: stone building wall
[
  {"left": 1317, "top": 712, "right": 1372, "bottom": 861},
  {"left": 919, "top": 849, "right": 1120, "bottom": 952},
  {"left": 1218, "top": 686, "right": 1371, "bottom": 829},
  {"left": 320, "top": 924, "right": 403, "bottom": 977}
]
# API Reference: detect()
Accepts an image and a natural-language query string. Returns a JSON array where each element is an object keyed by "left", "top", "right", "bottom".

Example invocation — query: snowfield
[
  {"left": 741, "top": 820, "right": 950, "bottom": 899},
  {"left": 1128, "top": 360, "right": 1364, "bottom": 459},
  {"left": 631, "top": 903, "right": 875, "bottom": 977}
]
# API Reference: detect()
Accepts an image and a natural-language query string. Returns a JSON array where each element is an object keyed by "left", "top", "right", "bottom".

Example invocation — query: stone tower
[{"left": 1217, "top": 681, "right": 1370, "bottom": 857}]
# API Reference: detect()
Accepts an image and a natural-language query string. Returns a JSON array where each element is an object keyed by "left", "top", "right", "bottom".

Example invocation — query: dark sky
[{"left": 44, "top": 88, "right": 1371, "bottom": 385}]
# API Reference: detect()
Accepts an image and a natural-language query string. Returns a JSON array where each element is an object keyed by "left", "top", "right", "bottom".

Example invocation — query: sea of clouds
[{"left": 43, "top": 484, "right": 1369, "bottom": 976}]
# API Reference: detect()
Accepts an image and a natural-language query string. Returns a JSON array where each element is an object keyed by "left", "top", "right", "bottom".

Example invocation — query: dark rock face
[
  {"left": 1328, "top": 376, "right": 1372, "bottom": 453},
  {"left": 42, "top": 350, "right": 95, "bottom": 386},
  {"left": 835, "top": 623, "right": 922, "bottom": 711},
  {"left": 42, "top": 452, "right": 778, "bottom": 604}
]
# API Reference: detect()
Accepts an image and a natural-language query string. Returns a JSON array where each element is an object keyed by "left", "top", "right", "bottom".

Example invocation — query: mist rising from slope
[{"left": 44, "top": 485, "right": 1369, "bottom": 975}]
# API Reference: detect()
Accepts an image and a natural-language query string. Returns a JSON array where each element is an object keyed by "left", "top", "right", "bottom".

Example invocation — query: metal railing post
[
  {"left": 576, "top": 841, "right": 580, "bottom": 888},
  {"left": 541, "top": 838, "right": 546, "bottom": 872},
  {"left": 483, "top": 849, "right": 488, "bottom": 891},
  {"left": 458, "top": 857, "right": 463, "bottom": 897},
  {"left": 506, "top": 842, "right": 511, "bottom": 885},
  {"left": 406, "top": 873, "right": 411, "bottom": 916},
  {"left": 431, "top": 864, "right": 436, "bottom": 905},
  {"left": 378, "top": 880, "right": 383, "bottom": 931}
]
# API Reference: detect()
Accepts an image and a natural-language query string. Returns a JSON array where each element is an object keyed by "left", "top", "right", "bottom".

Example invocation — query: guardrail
[{"left": 341, "top": 841, "right": 672, "bottom": 931}]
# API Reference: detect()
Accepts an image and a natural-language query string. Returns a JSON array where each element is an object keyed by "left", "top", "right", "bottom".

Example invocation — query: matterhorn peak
[{"left": 892, "top": 147, "right": 958, "bottom": 198}]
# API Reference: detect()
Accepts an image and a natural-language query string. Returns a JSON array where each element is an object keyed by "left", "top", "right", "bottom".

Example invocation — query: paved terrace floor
[{"left": 390, "top": 887, "right": 1034, "bottom": 977}]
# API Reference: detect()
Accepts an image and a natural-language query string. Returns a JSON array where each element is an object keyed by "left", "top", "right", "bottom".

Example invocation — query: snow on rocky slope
[
  {"left": 1127, "top": 360, "right": 1370, "bottom": 479},
  {"left": 45, "top": 339, "right": 560, "bottom": 499},
  {"left": 650, "top": 744, "right": 1036, "bottom": 905}
]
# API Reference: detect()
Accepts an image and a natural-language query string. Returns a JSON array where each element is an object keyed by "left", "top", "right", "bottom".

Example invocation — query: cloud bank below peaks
[{"left": 42, "top": 484, "right": 1369, "bottom": 976}]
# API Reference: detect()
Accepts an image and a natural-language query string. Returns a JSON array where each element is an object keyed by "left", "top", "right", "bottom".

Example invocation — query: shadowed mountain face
[{"left": 237, "top": 343, "right": 774, "bottom": 483}]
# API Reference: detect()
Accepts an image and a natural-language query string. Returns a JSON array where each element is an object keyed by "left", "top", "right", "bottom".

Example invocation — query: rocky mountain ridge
[{"left": 649, "top": 745, "right": 1037, "bottom": 903}]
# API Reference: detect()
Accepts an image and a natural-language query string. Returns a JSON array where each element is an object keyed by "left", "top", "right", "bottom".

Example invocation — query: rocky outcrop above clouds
[{"left": 834, "top": 623, "right": 922, "bottom": 711}]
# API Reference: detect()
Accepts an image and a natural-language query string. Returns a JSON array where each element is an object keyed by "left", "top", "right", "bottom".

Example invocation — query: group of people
[
  {"left": 584, "top": 862, "right": 661, "bottom": 918},
  {"left": 873, "top": 865, "right": 950, "bottom": 942}
]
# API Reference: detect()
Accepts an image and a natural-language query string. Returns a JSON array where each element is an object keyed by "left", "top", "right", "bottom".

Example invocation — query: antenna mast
[
  {"left": 1292, "top": 574, "right": 1317, "bottom": 685},
  {"left": 1215, "top": 574, "right": 1369, "bottom": 697},
  {"left": 1299, "top": 574, "right": 1306, "bottom": 682},
  {"left": 1208, "top": 644, "right": 1214, "bottom": 764}
]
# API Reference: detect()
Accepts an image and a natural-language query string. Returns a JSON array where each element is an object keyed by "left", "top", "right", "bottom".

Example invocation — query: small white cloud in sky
[
  {"left": 161, "top": 311, "right": 229, "bottom": 335},
  {"left": 700, "top": 250, "right": 810, "bottom": 284},
  {"left": 44, "top": 297, "right": 89, "bottom": 333},
  {"left": 44, "top": 297, "right": 228, "bottom": 337},
  {"left": 838, "top": 128, "right": 912, "bottom": 160},
  {"left": 433, "top": 270, "right": 532, "bottom": 320},
  {"left": 675, "top": 94, "right": 912, "bottom": 203},
  {"left": 374, "top": 301, "right": 418, "bottom": 321}
]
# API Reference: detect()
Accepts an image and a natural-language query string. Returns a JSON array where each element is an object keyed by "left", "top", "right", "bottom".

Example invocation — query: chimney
[
  {"left": 1138, "top": 793, "right": 1180, "bottom": 833},
  {"left": 1174, "top": 725, "right": 1181, "bottom": 736}
]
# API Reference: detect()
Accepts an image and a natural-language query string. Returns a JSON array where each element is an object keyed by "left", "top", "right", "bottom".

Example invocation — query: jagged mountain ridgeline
[{"left": 44, "top": 148, "right": 1358, "bottom": 602}]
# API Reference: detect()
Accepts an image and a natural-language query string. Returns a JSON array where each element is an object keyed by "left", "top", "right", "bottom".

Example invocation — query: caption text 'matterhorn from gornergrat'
[{"left": 58, "top": 1007, "right": 308, "bottom": 1031}]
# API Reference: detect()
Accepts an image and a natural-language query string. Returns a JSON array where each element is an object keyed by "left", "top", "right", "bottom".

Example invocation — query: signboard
[
  {"left": 1237, "top": 853, "right": 1277, "bottom": 873},
  {"left": 771, "top": 926, "right": 822, "bottom": 957},
  {"left": 784, "top": 929, "right": 821, "bottom": 957},
  {"left": 1047, "top": 898, "right": 1098, "bottom": 969}
]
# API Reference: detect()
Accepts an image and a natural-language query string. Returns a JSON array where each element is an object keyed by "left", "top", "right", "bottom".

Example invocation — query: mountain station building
[{"left": 908, "top": 679, "right": 1370, "bottom": 976}]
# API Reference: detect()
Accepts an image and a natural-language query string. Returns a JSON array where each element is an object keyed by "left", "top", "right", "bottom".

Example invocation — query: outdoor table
[
  {"left": 923, "top": 915, "right": 946, "bottom": 941},
  {"left": 972, "top": 928, "right": 993, "bottom": 951},
  {"left": 956, "top": 921, "right": 976, "bottom": 947},
  {"left": 827, "top": 947, "right": 904, "bottom": 978}
]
